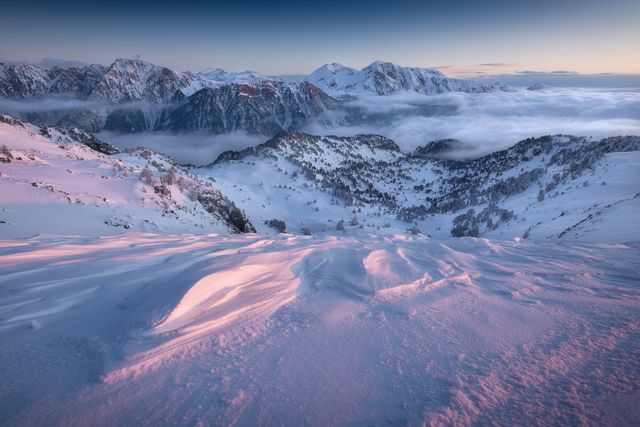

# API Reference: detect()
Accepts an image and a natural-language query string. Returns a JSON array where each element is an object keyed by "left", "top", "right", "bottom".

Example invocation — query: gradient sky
[{"left": 1, "top": 0, "right": 639, "bottom": 76}]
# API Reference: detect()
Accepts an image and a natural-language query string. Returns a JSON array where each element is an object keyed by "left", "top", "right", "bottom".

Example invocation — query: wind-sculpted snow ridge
[
  {"left": 0, "top": 115, "right": 254, "bottom": 237},
  {"left": 206, "top": 132, "right": 640, "bottom": 240},
  {"left": 0, "top": 233, "right": 638, "bottom": 425}
]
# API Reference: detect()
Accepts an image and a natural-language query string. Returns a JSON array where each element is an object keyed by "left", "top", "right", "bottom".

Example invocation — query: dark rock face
[
  {"left": 197, "top": 189, "right": 256, "bottom": 233},
  {"left": 58, "top": 109, "right": 107, "bottom": 133},
  {"left": 160, "top": 81, "right": 337, "bottom": 134},
  {"left": 264, "top": 219, "right": 287, "bottom": 233},
  {"left": 104, "top": 108, "right": 148, "bottom": 133},
  {"left": 411, "top": 139, "right": 468, "bottom": 159}
]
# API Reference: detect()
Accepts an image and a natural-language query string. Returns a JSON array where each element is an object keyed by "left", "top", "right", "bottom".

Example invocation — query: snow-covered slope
[
  {"left": 0, "top": 115, "right": 254, "bottom": 237},
  {"left": 0, "top": 118, "right": 639, "bottom": 426},
  {"left": 204, "top": 131, "right": 640, "bottom": 241},
  {"left": 307, "top": 61, "right": 500, "bottom": 96},
  {"left": 1, "top": 233, "right": 638, "bottom": 425},
  {"left": 2, "top": 114, "right": 636, "bottom": 241}
]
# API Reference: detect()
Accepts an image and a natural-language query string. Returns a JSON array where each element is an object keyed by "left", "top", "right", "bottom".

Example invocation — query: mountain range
[
  {"left": 205, "top": 130, "right": 639, "bottom": 240},
  {"left": 1, "top": 114, "right": 637, "bottom": 241},
  {"left": 306, "top": 61, "right": 496, "bottom": 96},
  {"left": 0, "top": 58, "right": 503, "bottom": 134}
]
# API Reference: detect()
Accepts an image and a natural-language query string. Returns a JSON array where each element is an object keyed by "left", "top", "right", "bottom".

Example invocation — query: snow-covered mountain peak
[
  {"left": 191, "top": 68, "right": 273, "bottom": 89},
  {"left": 323, "top": 62, "right": 350, "bottom": 72},
  {"left": 0, "top": 63, "right": 51, "bottom": 99},
  {"left": 307, "top": 60, "right": 496, "bottom": 96},
  {"left": 110, "top": 57, "right": 154, "bottom": 69},
  {"left": 362, "top": 60, "right": 444, "bottom": 77},
  {"left": 306, "top": 63, "right": 361, "bottom": 95},
  {"left": 88, "top": 58, "right": 190, "bottom": 103}
]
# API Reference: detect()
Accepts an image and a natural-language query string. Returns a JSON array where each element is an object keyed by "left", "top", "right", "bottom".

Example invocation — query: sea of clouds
[
  {"left": 1, "top": 87, "right": 638, "bottom": 164},
  {"left": 306, "top": 87, "right": 640, "bottom": 158},
  {"left": 96, "top": 131, "right": 265, "bottom": 165}
]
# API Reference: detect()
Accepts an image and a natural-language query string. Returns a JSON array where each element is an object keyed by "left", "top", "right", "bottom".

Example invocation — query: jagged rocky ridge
[{"left": 0, "top": 58, "right": 503, "bottom": 134}]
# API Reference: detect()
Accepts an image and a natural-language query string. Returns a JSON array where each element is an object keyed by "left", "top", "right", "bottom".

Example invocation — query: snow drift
[{"left": 0, "top": 233, "right": 638, "bottom": 425}]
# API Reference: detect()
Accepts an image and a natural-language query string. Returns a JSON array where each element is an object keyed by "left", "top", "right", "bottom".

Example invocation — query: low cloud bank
[
  {"left": 0, "top": 98, "right": 100, "bottom": 114},
  {"left": 306, "top": 88, "right": 640, "bottom": 158},
  {"left": 475, "top": 72, "right": 640, "bottom": 88},
  {"left": 97, "top": 131, "right": 265, "bottom": 165},
  {"left": 2, "top": 87, "right": 638, "bottom": 162}
]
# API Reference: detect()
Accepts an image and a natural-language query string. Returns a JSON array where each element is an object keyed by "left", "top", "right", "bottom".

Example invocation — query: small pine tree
[
  {"left": 0, "top": 144, "right": 13, "bottom": 163},
  {"left": 264, "top": 219, "right": 287, "bottom": 233},
  {"left": 140, "top": 167, "right": 153, "bottom": 185},
  {"left": 165, "top": 168, "right": 177, "bottom": 186},
  {"left": 177, "top": 176, "right": 187, "bottom": 192}
]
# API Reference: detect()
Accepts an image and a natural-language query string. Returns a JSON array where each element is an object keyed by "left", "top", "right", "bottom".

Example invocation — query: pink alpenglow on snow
[{"left": 0, "top": 233, "right": 639, "bottom": 425}]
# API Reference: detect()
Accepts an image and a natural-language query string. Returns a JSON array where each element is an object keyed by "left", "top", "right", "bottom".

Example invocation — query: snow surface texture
[{"left": 0, "top": 233, "right": 639, "bottom": 425}]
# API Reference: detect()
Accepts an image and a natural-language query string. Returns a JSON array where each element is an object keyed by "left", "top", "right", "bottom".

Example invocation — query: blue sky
[{"left": 1, "top": 0, "right": 639, "bottom": 77}]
